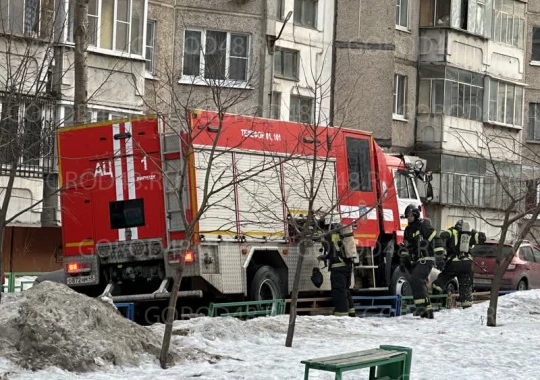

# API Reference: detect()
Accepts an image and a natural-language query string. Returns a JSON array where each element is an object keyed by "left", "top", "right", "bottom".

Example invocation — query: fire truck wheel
[
  {"left": 249, "top": 266, "right": 283, "bottom": 302},
  {"left": 390, "top": 267, "right": 413, "bottom": 296}
]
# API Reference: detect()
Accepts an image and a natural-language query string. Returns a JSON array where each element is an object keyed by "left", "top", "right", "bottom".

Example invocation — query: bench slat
[
  {"left": 317, "top": 351, "right": 404, "bottom": 368},
  {"left": 302, "top": 349, "right": 403, "bottom": 367}
]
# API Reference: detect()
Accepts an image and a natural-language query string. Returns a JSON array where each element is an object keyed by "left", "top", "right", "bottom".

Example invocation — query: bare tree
[
  {"left": 0, "top": 0, "right": 72, "bottom": 302},
  {"left": 449, "top": 127, "right": 540, "bottom": 326}
]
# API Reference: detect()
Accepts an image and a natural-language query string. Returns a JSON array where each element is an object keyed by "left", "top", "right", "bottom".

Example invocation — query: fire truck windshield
[{"left": 395, "top": 171, "right": 419, "bottom": 200}]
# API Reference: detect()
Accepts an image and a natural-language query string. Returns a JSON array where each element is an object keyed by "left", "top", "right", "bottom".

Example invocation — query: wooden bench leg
[
  {"left": 304, "top": 365, "right": 309, "bottom": 380},
  {"left": 335, "top": 370, "right": 342, "bottom": 380}
]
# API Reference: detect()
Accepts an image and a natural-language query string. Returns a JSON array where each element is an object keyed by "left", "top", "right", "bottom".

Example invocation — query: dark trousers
[
  {"left": 434, "top": 259, "right": 473, "bottom": 307},
  {"left": 330, "top": 266, "right": 355, "bottom": 316},
  {"left": 410, "top": 260, "right": 434, "bottom": 311}
]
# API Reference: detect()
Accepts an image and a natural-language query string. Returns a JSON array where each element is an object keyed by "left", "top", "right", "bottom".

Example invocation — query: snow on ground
[{"left": 2, "top": 285, "right": 540, "bottom": 379}]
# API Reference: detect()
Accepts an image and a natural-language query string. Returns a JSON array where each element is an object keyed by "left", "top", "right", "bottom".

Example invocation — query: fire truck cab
[{"left": 57, "top": 111, "right": 434, "bottom": 303}]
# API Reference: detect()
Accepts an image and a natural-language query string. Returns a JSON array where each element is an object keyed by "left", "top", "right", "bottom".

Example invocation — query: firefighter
[
  {"left": 400, "top": 204, "right": 442, "bottom": 319},
  {"left": 318, "top": 221, "right": 355, "bottom": 317},
  {"left": 432, "top": 220, "right": 486, "bottom": 309}
]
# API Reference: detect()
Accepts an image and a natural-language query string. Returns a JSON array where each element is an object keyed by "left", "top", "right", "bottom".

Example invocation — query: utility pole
[{"left": 74, "top": 0, "right": 89, "bottom": 124}]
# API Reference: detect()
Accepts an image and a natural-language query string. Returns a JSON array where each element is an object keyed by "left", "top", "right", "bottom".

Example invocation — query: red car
[{"left": 472, "top": 241, "right": 540, "bottom": 291}]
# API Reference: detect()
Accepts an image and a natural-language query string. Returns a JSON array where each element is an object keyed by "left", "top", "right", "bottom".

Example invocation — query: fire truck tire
[
  {"left": 389, "top": 267, "right": 413, "bottom": 296},
  {"left": 249, "top": 266, "right": 283, "bottom": 301}
]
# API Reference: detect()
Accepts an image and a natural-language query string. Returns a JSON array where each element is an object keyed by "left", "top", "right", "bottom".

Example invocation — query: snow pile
[{"left": 0, "top": 281, "right": 177, "bottom": 372}]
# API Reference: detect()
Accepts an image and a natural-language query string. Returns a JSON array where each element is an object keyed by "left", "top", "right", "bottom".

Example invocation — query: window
[
  {"left": 520, "top": 246, "right": 534, "bottom": 262},
  {"left": 346, "top": 137, "right": 372, "bottom": 192},
  {"left": 0, "top": 0, "right": 40, "bottom": 35},
  {"left": 289, "top": 95, "right": 313, "bottom": 123},
  {"left": 418, "top": 66, "right": 483, "bottom": 121},
  {"left": 274, "top": 49, "right": 299, "bottom": 80},
  {"left": 271, "top": 92, "right": 281, "bottom": 120},
  {"left": 393, "top": 74, "right": 407, "bottom": 117},
  {"left": 0, "top": 100, "right": 53, "bottom": 175},
  {"left": 532, "top": 246, "right": 540, "bottom": 263},
  {"left": 110, "top": 199, "right": 145, "bottom": 229},
  {"left": 494, "top": 0, "right": 525, "bottom": 48},
  {"left": 294, "top": 0, "right": 317, "bottom": 28},
  {"left": 420, "top": 0, "right": 450, "bottom": 27},
  {"left": 182, "top": 29, "right": 249, "bottom": 82},
  {"left": 276, "top": 0, "right": 283, "bottom": 19},
  {"left": 145, "top": 20, "right": 156, "bottom": 74},
  {"left": 488, "top": 78, "right": 524, "bottom": 126},
  {"left": 76, "top": 0, "right": 146, "bottom": 54},
  {"left": 396, "top": 0, "right": 409, "bottom": 29},
  {"left": 395, "top": 171, "right": 417, "bottom": 199},
  {"left": 529, "top": 103, "right": 540, "bottom": 141},
  {"left": 532, "top": 27, "right": 540, "bottom": 62}
]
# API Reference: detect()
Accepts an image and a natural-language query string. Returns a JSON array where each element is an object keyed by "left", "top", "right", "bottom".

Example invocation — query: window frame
[
  {"left": 145, "top": 19, "right": 157, "bottom": 75},
  {"left": 528, "top": 103, "right": 540, "bottom": 141},
  {"left": 488, "top": 78, "right": 524, "bottom": 128},
  {"left": 181, "top": 28, "right": 251, "bottom": 86},
  {"left": 493, "top": 0, "right": 525, "bottom": 48},
  {"left": 396, "top": 0, "right": 410, "bottom": 30},
  {"left": 532, "top": 27, "right": 540, "bottom": 63},
  {"left": 67, "top": 0, "right": 147, "bottom": 57},
  {"left": 293, "top": 0, "right": 318, "bottom": 29},
  {"left": 289, "top": 94, "right": 314, "bottom": 124},
  {"left": 393, "top": 74, "right": 407, "bottom": 119},
  {"left": 0, "top": 0, "right": 41, "bottom": 37},
  {"left": 0, "top": 100, "right": 55, "bottom": 174},
  {"left": 274, "top": 48, "right": 300, "bottom": 81},
  {"left": 345, "top": 137, "right": 373, "bottom": 193},
  {"left": 271, "top": 91, "right": 281, "bottom": 120}
]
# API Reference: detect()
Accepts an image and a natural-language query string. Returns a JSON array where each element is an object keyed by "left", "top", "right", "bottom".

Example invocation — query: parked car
[{"left": 472, "top": 241, "right": 540, "bottom": 291}]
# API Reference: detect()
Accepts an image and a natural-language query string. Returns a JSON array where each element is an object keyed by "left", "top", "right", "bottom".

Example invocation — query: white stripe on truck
[
  {"left": 113, "top": 123, "right": 126, "bottom": 241},
  {"left": 124, "top": 122, "right": 138, "bottom": 239}
]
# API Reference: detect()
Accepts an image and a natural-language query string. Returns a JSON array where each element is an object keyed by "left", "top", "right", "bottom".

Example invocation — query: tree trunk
[
  {"left": 159, "top": 266, "right": 184, "bottom": 368},
  {"left": 487, "top": 257, "right": 509, "bottom": 327},
  {"left": 285, "top": 238, "right": 309, "bottom": 347},
  {"left": 0, "top": 227, "right": 5, "bottom": 304},
  {"left": 74, "top": 0, "right": 89, "bottom": 124}
]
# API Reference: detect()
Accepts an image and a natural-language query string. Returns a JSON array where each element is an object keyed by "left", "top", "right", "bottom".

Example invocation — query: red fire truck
[{"left": 57, "top": 110, "right": 435, "bottom": 303}]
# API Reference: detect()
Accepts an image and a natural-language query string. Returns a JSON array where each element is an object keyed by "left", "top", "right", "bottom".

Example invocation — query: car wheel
[
  {"left": 445, "top": 280, "right": 458, "bottom": 295},
  {"left": 250, "top": 266, "right": 283, "bottom": 301},
  {"left": 517, "top": 279, "right": 528, "bottom": 291}
]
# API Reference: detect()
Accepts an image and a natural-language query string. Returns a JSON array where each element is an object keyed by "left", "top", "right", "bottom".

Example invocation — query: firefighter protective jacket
[
  {"left": 403, "top": 218, "right": 441, "bottom": 262},
  {"left": 440, "top": 227, "right": 485, "bottom": 261}
]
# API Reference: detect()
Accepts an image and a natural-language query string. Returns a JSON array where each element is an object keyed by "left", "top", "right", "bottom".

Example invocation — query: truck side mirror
[{"left": 422, "top": 182, "right": 434, "bottom": 204}]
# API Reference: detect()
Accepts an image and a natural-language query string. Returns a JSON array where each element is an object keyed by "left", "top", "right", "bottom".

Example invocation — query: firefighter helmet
[
  {"left": 404, "top": 204, "right": 421, "bottom": 219},
  {"left": 454, "top": 219, "right": 463, "bottom": 231}
]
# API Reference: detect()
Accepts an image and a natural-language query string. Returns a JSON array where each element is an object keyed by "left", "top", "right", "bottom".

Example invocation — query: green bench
[{"left": 301, "top": 345, "right": 412, "bottom": 380}]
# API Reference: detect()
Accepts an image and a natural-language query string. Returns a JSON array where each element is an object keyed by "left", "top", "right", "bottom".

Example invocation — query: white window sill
[
  {"left": 178, "top": 77, "right": 254, "bottom": 90},
  {"left": 85, "top": 45, "right": 146, "bottom": 61},
  {"left": 145, "top": 72, "right": 158, "bottom": 80},
  {"left": 526, "top": 139, "right": 540, "bottom": 145},
  {"left": 392, "top": 114, "right": 408, "bottom": 122},
  {"left": 485, "top": 120, "right": 523, "bottom": 130},
  {"left": 530, "top": 61, "right": 540, "bottom": 67},
  {"left": 395, "top": 25, "right": 411, "bottom": 33}
]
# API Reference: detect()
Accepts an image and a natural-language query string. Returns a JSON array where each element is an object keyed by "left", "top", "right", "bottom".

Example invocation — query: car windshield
[{"left": 471, "top": 245, "right": 513, "bottom": 258}]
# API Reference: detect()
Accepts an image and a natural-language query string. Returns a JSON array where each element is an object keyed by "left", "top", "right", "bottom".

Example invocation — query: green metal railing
[
  {"left": 208, "top": 299, "right": 286, "bottom": 318},
  {"left": 1, "top": 272, "right": 43, "bottom": 293}
]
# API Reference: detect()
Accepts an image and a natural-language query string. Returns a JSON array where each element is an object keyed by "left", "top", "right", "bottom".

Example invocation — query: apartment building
[{"left": 332, "top": 0, "right": 418, "bottom": 152}]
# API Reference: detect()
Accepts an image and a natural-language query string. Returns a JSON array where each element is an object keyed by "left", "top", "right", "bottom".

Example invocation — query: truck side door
[{"left": 339, "top": 134, "right": 379, "bottom": 246}]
